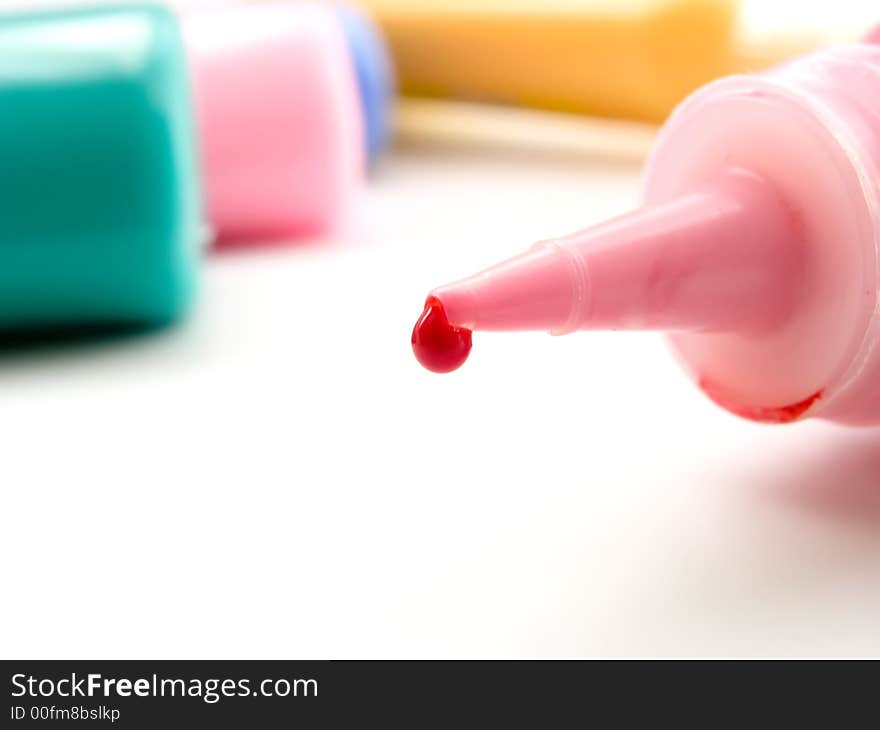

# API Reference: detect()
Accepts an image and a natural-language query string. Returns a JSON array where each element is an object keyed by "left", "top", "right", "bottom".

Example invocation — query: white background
[
  {"left": 3, "top": 0, "right": 880, "bottom": 658},
  {"left": 2, "top": 140, "right": 880, "bottom": 658}
]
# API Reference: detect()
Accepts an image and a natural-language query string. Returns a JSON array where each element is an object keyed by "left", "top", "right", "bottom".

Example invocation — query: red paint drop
[
  {"left": 412, "top": 296, "right": 472, "bottom": 373},
  {"left": 699, "top": 378, "right": 823, "bottom": 424}
]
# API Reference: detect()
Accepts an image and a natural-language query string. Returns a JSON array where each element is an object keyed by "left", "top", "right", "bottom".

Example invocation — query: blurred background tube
[
  {"left": 185, "top": 0, "right": 395, "bottom": 167},
  {"left": 0, "top": 3, "right": 201, "bottom": 334},
  {"left": 179, "top": 1, "right": 366, "bottom": 244},
  {"left": 357, "top": 0, "right": 827, "bottom": 124}
]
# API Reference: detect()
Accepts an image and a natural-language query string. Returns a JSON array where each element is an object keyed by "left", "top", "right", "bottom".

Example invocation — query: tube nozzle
[{"left": 414, "top": 169, "right": 803, "bottom": 372}]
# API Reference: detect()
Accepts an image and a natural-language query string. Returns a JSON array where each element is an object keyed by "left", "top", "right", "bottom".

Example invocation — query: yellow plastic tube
[{"left": 357, "top": 0, "right": 819, "bottom": 123}]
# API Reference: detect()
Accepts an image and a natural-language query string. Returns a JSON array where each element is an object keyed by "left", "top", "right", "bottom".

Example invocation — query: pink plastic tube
[
  {"left": 418, "top": 42, "right": 880, "bottom": 425},
  {"left": 178, "top": 1, "right": 363, "bottom": 244}
]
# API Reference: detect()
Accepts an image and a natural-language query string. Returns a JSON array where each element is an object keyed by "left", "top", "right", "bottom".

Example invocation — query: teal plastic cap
[{"left": 0, "top": 4, "right": 201, "bottom": 333}]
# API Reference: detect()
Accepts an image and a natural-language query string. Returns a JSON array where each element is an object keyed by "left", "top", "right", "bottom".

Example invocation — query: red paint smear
[
  {"left": 699, "top": 378, "right": 823, "bottom": 424},
  {"left": 411, "top": 296, "right": 472, "bottom": 374}
]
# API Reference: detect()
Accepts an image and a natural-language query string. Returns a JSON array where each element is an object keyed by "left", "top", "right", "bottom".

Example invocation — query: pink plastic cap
[{"left": 179, "top": 1, "right": 364, "bottom": 244}]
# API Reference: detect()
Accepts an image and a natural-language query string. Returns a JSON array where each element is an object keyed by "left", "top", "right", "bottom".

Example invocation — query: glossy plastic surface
[{"left": 0, "top": 4, "right": 201, "bottom": 332}]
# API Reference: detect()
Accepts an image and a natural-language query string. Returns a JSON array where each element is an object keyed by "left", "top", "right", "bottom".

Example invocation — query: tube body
[{"left": 647, "top": 44, "right": 880, "bottom": 423}]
